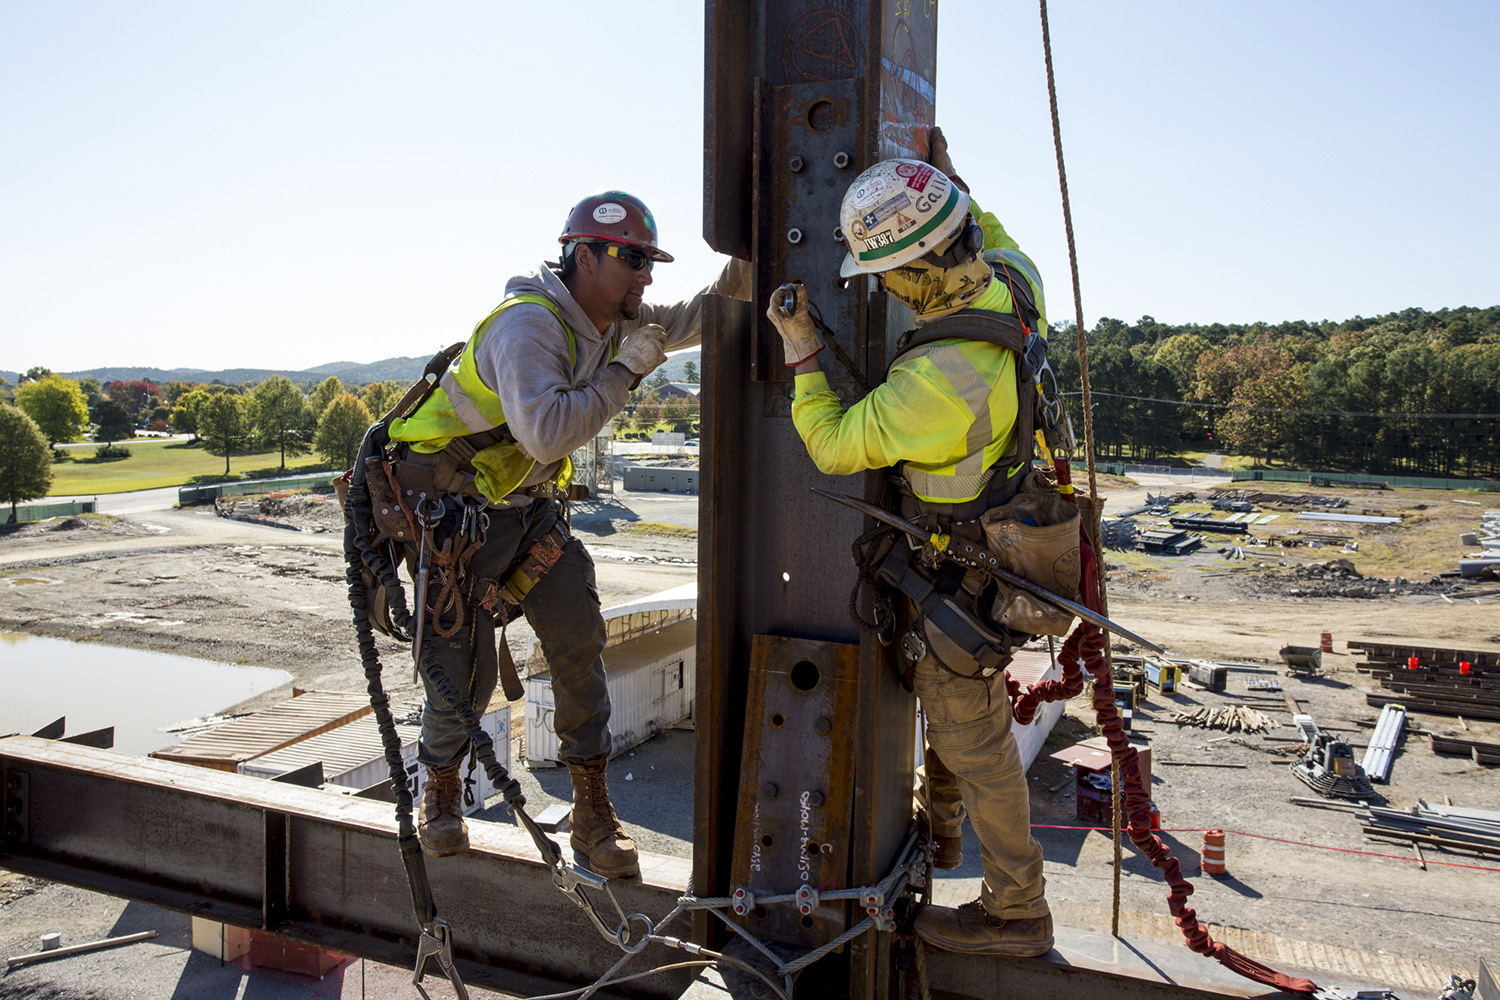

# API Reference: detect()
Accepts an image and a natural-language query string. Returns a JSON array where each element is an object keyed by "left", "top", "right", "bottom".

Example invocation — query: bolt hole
[
  {"left": 807, "top": 100, "right": 836, "bottom": 132},
  {"left": 761, "top": 834, "right": 775, "bottom": 848},
  {"left": 790, "top": 660, "right": 821, "bottom": 691},
  {"left": 806, "top": 841, "right": 821, "bottom": 856},
  {"left": 753, "top": 905, "right": 768, "bottom": 920},
  {"left": 836, "top": 276, "right": 850, "bottom": 291},
  {"left": 800, "top": 915, "right": 815, "bottom": 929},
  {"left": 771, "top": 712, "right": 785, "bottom": 727}
]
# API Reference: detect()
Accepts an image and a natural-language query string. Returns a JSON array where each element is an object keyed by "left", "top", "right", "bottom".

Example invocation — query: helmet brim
[
  {"left": 840, "top": 250, "right": 879, "bottom": 278},
  {"left": 558, "top": 233, "right": 675, "bottom": 264}
]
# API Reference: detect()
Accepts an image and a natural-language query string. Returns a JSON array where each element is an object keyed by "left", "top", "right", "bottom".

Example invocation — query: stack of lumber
[{"left": 1166, "top": 706, "right": 1274, "bottom": 733}]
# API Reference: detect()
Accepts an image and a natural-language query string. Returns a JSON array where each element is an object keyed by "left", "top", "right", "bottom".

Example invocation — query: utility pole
[{"left": 697, "top": 3, "right": 937, "bottom": 994}]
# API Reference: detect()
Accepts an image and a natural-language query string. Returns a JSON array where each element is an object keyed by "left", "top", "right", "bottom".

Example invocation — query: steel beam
[
  {"left": 699, "top": 2, "right": 939, "bottom": 992},
  {"left": 1, "top": 736, "right": 1293, "bottom": 998},
  {"left": 0, "top": 736, "right": 694, "bottom": 999}
]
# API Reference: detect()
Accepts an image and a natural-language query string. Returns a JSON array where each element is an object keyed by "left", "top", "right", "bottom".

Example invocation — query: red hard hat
[{"left": 558, "top": 191, "right": 674, "bottom": 263}]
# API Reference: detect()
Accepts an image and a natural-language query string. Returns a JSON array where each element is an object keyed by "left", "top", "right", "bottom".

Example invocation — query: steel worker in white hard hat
[
  {"left": 385, "top": 192, "right": 748, "bottom": 877},
  {"left": 767, "top": 129, "right": 1071, "bottom": 958}
]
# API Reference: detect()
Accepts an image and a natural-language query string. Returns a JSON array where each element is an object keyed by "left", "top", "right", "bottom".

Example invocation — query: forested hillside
[{"left": 1049, "top": 306, "right": 1500, "bottom": 479}]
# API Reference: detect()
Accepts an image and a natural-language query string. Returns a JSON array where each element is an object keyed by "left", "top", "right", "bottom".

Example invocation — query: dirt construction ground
[{"left": 1, "top": 471, "right": 1498, "bottom": 997}]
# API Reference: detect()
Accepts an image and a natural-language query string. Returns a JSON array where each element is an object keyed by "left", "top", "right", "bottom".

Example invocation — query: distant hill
[
  {"left": 0, "top": 346, "right": 699, "bottom": 389},
  {"left": 54, "top": 357, "right": 436, "bottom": 388},
  {"left": 657, "top": 349, "right": 700, "bottom": 384},
  {"left": 4, "top": 348, "right": 702, "bottom": 390}
]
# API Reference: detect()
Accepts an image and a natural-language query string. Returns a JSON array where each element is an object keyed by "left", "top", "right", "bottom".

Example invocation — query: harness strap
[
  {"left": 888, "top": 261, "right": 1047, "bottom": 485},
  {"left": 384, "top": 342, "right": 467, "bottom": 425}
]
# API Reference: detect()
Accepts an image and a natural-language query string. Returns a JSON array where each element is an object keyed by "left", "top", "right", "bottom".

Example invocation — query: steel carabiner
[{"left": 551, "top": 863, "right": 642, "bottom": 950}]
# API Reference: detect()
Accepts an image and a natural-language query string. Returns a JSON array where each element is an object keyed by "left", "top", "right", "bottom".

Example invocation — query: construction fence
[
  {"left": 7, "top": 499, "right": 97, "bottom": 524},
  {"left": 178, "top": 473, "right": 338, "bottom": 506}
]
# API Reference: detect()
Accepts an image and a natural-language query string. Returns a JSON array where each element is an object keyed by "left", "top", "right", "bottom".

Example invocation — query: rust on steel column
[{"left": 698, "top": 0, "right": 938, "bottom": 991}]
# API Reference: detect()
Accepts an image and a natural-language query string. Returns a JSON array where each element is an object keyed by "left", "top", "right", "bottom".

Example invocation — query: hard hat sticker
[
  {"left": 861, "top": 192, "right": 911, "bottom": 230},
  {"left": 900, "top": 164, "right": 935, "bottom": 192},
  {"left": 593, "top": 203, "right": 628, "bottom": 224},
  {"left": 849, "top": 176, "right": 888, "bottom": 209}
]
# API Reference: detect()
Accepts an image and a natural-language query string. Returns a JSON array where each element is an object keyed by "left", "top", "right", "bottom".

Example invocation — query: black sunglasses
[{"left": 597, "top": 244, "right": 654, "bottom": 272}]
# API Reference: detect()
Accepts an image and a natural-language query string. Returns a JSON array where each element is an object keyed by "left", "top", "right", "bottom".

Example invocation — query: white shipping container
[{"left": 526, "top": 617, "right": 695, "bottom": 767}]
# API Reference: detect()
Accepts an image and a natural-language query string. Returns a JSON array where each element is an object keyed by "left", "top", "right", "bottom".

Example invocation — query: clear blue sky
[{"left": 3, "top": 1, "right": 1496, "bottom": 374}]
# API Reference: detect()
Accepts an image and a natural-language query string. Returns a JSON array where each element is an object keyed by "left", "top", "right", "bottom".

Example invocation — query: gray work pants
[{"left": 415, "top": 496, "right": 610, "bottom": 768}]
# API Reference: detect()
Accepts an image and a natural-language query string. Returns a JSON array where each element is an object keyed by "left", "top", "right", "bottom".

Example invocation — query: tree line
[
  {"left": 0, "top": 371, "right": 413, "bottom": 517},
  {"left": 1046, "top": 305, "right": 1500, "bottom": 479}
]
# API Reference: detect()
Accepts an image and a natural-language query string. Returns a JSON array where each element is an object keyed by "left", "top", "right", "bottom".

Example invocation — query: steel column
[{"left": 699, "top": 1, "right": 938, "bottom": 993}]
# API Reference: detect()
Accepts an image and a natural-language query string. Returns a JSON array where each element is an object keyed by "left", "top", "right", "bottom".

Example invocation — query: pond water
[{"left": 0, "top": 632, "right": 292, "bottom": 755}]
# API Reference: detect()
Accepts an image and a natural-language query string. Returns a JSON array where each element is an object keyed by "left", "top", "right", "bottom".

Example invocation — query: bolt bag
[{"left": 977, "top": 470, "right": 1081, "bottom": 637}]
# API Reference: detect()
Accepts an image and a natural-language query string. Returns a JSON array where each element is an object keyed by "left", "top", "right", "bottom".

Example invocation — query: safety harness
[
  {"left": 335, "top": 307, "right": 646, "bottom": 995},
  {"left": 850, "top": 260, "right": 1073, "bottom": 684}
]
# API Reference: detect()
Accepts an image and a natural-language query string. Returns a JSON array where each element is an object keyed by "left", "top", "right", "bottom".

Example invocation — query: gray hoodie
[{"left": 472, "top": 258, "right": 749, "bottom": 490}]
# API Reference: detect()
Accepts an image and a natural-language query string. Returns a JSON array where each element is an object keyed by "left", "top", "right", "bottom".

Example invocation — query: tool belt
[
  {"left": 877, "top": 541, "right": 1018, "bottom": 680},
  {"left": 365, "top": 432, "right": 590, "bottom": 546},
  {"left": 869, "top": 467, "right": 1081, "bottom": 682}
]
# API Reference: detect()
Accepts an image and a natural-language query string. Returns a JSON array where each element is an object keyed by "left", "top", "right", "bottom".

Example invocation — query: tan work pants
[{"left": 914, "top": 653, "right": 1048, "bottom": 920}]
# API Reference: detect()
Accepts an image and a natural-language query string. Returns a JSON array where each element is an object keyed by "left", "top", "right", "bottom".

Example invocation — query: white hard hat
[{"left": 838, "top": 159, "right": 971, "bottom": 278}]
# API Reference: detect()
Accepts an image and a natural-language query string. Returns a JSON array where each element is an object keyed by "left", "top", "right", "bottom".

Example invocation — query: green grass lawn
[{"left": 48, "top": 440, "right": 336, "bottom": 495}]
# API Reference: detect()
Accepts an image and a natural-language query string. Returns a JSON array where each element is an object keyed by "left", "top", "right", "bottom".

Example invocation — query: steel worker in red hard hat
[{"left": 387, "top": 191, "right": 748, "bottom": 876}]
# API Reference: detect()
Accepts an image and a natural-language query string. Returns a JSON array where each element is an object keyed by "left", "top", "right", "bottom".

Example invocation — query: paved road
[
  {"left": 47, "top": 485, "right": 185, "bottom": 515},
  {"left": 5, "top": 482, "right": 701, "bottom": 579}
]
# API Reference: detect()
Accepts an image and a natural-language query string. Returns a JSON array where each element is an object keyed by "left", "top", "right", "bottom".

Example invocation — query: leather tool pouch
[
  {"left": 499, "top": 525, "right": 569, "bottom": 605},
  {"left": 364, "top": 457, "right": 422, "bottom": 544},
  {"left": 977, "top": 470, "right": 1081, "bottom": 637},
  {"left": 366, "top": 450, "right": 474, "bottom": 545}
]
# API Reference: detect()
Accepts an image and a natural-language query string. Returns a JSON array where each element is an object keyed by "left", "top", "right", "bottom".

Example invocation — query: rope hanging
[{"left": 1028, "top": 3, "right": 1319, "bottom": 994}]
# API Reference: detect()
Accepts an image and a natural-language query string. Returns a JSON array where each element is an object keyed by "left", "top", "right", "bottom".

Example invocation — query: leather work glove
[
  {"left": 614, "top": 324, "right": 668, "bottom": 388},
  {"left": 765, "top": 283, "right": 822, "bottom": 367},
  {"left": 928, "top": 125, "right": 967, "bottom": 192}
]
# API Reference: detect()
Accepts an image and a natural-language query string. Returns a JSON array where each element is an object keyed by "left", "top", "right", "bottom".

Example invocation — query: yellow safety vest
[
  {"left": 388, "top": 295, "right": 578, "bottom": 502},
  {"left": 893, "top": 333, "right": 1021, "bottom": 503}
]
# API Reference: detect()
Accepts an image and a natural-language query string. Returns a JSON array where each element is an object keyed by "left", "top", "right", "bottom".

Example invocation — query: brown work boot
[
  {"left": 417, "top": 762, "right": 469, "bottom": 857},
  {"left": 915, "top": 899, "right": 1054, "bottom": 957},
  {"left": 567, "top": 759, "right": 640, "bottom": 878},
  {"left": 933, "top": 833, "right": 963, "bottom": 870}
]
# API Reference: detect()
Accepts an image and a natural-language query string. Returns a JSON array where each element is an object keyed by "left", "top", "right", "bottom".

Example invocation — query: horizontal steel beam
[
  {"left": 1, "top": 736, "right": 1283, "bottom": 998},
  {"left": 0, "top": 736, "right": 694, "bottom": 999}
]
